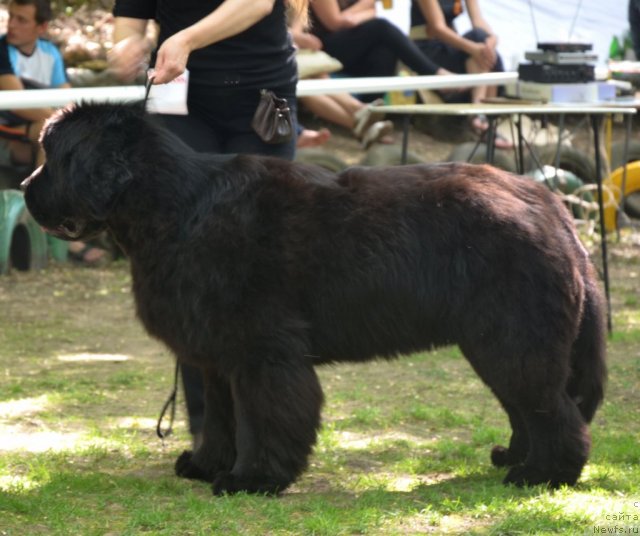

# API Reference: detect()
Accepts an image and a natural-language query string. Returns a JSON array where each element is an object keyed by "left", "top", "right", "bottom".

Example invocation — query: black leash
[
  {"left": 143, "top": 72, "right": 154, "bottom": 106},
  {"left": 156, "top": 361, "right": 180, "bottom": 440},
  {"left": 145, "top": 70, "right": 179, "bottom": 441}
]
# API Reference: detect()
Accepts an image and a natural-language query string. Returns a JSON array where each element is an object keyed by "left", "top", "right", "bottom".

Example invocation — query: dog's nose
[{"left": 20, "top": 165, "right": 43, "bottom": 191}]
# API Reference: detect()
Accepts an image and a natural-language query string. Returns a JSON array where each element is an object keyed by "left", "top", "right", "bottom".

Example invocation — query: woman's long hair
[{"left": 288, "top": 0, "right": 309, "bottom": 26}]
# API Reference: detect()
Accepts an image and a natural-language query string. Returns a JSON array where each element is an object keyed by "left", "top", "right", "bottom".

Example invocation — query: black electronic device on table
[
  {"left": 519, "top": 42, "right": 597, "bottom": 84},
  {"left": 536, "top": 42, "right": 593, "bottom": 53},
  {"left": 518, "top": 63, "right": 595, "bottom": 83}
]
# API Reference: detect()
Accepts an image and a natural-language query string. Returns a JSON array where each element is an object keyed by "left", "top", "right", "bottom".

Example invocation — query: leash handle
[
  {"left": 156, "top": 361, "right": 179, "bottom": 440},
  {"left": 144, "top": 72, "right": 155, "bottom": 106}
]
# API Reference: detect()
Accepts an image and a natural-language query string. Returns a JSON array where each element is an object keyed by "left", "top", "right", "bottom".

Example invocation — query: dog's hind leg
[
  {"left": 504, "top": 392, "right": 590, "bottom": 488},
  {"left": 461, "top": 338, "right": 589, "bottom": 487},
  {"left": 175, "top": 368, "right": 237, "bottom": 483},
  {"left": 211, "top": 358, "right": 324, "bottom": 495}
]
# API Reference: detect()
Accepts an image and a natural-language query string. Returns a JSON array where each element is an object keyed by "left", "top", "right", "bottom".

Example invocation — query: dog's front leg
[
  {"left": 175, "top": 367, "right": 236, "bottom": 482},
  {"left": 211, "top": 358, "right": 324, "bottom": 495}
]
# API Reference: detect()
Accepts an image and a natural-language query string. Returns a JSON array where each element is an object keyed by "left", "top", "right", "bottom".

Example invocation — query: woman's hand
[
  {"left": 153, "top": 31, "right": 193, "bottom": 84},
  {"left": 470, "top": 41, "right": 496, "bottom": 71}
]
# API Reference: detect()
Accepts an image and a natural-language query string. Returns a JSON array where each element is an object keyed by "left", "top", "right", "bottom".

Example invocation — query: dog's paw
[
  {"left": 491, "top": 445, "right": 510, "bottom": 467},
  {"left": 491, "top": 445, "right": 526, "bottom": 467},
  {"left": 211, "top": 472, "right": 284, "bottom": 496},
  {"left": 503, "top": 465, "right": 561, "bottom": 488},
  {"left": 175, "top": 450, "right": 215, "bottom": 482}
]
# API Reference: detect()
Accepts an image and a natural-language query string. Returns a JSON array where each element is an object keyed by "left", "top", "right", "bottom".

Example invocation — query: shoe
[
  {"left": 361, "top": 120, "right": 394, "bottom": 150},
  {"left": 353, "top": 98, "right": 386, "bottom": 140}
]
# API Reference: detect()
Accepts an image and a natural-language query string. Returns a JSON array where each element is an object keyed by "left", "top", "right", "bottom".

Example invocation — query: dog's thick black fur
[{"left": 23, "top": 102, "right": 606, "bottom": 495}]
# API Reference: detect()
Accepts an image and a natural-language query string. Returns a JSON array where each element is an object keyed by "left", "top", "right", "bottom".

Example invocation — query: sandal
[
  {"left": 361, "top": 120, "right": 394, "bottom": 150},
  {"left": 471, "top": 114, "right": 514, "bottom": 150},
  {"left": 353, "top": 98, "right": 386, "bottom": 140},
  {"left": 480, "top": 130, "right": 514, "bottom": 150},
  {"left": 471, "top": 114, "right": 489, "bottom": 134},
  {"left": 68, "top": 242, "right": 109, "bottom": 267}
]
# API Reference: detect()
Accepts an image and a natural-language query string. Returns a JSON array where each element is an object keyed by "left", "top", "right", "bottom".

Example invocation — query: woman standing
[{"left": 109, "top": 0, "right": 306, "bottom": 158}]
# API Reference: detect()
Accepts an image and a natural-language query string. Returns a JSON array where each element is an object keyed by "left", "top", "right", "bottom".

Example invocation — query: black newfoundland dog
[{"left": 22, "top": 102, "right": 606, "bottom": 495}]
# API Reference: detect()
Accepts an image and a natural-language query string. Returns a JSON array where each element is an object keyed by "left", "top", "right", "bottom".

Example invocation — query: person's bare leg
[
  {"left": 10, "top": 118, "right": 47, "bottom": 167},
  {"left": 300, "top": 95, "right": 357, "bottom": 130},
  {"left": 465, "top": 58, "right": 489, "bottom": 105},
  {"left": 327, "top": 93, "right": 365, "bottom": 119}
]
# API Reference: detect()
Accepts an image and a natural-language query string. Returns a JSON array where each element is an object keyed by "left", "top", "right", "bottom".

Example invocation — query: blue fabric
[{"left": 0, "top": 35, "right": 68, "bottom": 87}]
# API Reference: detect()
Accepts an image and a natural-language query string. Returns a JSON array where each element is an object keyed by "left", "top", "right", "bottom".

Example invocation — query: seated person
[
  {"left": 410, "top": 0, "right": 511, "bottom": 146},
  {"left": 0, "top": 0, "right": 107, "bottom": 265},
  {"left": 291, "top": 19, "right": 394, "bottom": 149},
  {"left": 0, "top": 0, "right": 66, "bottom": 167},
  {"left": 308, "top": 0, "right": 455, "bottom": 101}
]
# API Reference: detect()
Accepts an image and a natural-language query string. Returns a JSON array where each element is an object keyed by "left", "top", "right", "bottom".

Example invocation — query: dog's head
[{"left": 21, "top": 101, "right": 147, "bottom": 240}]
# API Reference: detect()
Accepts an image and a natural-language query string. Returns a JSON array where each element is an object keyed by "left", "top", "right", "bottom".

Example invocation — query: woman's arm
[
  {"left": 311, "top": 0, "right": 375, "bottom": 32},
  {"left": 109, "top": 17, "right": 153, "bottom": 82},
  {"left": 464, "top": 0, "right": 494, "bottom": 39},
  {"left": 464, "top": 0, "right": 498, "bottom": 53},
  {"left": 415, "top": 0, "right": 495, "bottom": 70},
  {"left": 154, "top": 0, "right": 277, "bottom": 83},
  {"left": 0, "top": 74, "right": 53, "bottom": 121},
  {"left": 415, "top": 0, "right": 473, "bottom": 53}
]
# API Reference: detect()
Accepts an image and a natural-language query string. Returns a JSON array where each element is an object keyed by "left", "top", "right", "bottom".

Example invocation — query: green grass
[{"left": 1, "top": 251, "right": 640, "bottom": 535}]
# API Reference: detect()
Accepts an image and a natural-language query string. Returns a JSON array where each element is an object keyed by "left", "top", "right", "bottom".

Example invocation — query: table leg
[
  {"left": 516, "top": 114, "right": 525, "bottom": 174},
  {"left": 401, "top": 114, "right": 410, "bottom": 165},
  {"left": 485, "top": 116, "right": 497, "bottom": 164},
  {"left": 590, "top": 114, "right": 612, "bottom": 333},
  {"left": 616, "top": 113, "right": 633, "bottom": 236}
]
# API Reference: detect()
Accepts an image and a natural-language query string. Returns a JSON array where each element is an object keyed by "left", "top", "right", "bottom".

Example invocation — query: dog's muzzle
[{"left": 55, "top": 219, "right": 86, "bottom": 239}]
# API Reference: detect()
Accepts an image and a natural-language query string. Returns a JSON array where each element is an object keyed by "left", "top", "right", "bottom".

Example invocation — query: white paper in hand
[{"left": 145, "top": 70, "right": 189, "bottom": 115}]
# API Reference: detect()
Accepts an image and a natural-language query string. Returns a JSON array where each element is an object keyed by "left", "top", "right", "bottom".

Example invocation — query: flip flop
[
  {"left": 480, "top": 130, "right": 514, "bottom": 150},
  {"left": 471, "top": 114, "right": 513, "bottom": 150},
  {"left": 361, "top": 120, "right": 394, "bottom": 150},
  {"left": 353, "top": 98, "right": 386, "bottom": 140}
]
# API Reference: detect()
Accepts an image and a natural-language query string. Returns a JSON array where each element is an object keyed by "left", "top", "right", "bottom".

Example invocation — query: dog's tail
[{"left": 567, "top": 275, "right": 607, "bottom": 423}]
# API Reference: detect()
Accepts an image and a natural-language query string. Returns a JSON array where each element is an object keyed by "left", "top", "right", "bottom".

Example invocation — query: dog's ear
[
  {"left": 66, "top": 139, "right": 134, "bottom": 221},
  {"left": 45, "top": 102, "right": 148, "bottom": 221}
]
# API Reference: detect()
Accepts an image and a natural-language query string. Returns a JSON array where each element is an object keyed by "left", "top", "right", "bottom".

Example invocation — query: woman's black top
[
  {"left": 113, "top": 0, "right": 297, "bottom": 88},
  {"left": 410, "top": 0, "right": 462, "bottom": 29}
]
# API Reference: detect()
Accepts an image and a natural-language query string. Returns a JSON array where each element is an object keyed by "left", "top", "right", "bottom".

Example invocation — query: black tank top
[{"left": 113, "top": 0, "right": 297, "bottom": 89}]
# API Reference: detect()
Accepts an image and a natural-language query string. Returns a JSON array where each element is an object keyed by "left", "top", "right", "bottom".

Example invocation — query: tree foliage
[{"left": 51, "top": 0, "right": 114, "bottom": 16}]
